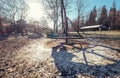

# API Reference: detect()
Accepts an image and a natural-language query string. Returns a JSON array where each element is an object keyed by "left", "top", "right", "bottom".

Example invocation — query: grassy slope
[
  {"left": 83, "top": 30, "right": 120, "bottom": 36},
  {"left": 69, "top": 30, "right": 120, "bottom": 49},
  {"left": 70, "top": 30, "right": 120, "bottom": 36},
  {"left": 69, "top": 30, "right": 120, "bottom": 39}
]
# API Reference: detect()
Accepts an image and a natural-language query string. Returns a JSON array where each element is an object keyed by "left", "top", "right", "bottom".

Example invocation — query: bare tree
[
  {"left": 17, "top": 0, "right": 29, "bottom": 20},
  {"left": 0, "top": 2, "right": 3, "bottom": 18},
  {"left": 75, "top": 0, "right": 87, "bottom": 32},
  {"left": 41, "top": 0, "right": 73, "bottom": 33},
  {"left": 41, "top": 0, "right": 60, "bottom": 33},
  {"left": 0, "top": 0, "right": 18, "bottom": 23},
  {"left": 0, "top": 0, "right": 28, "bottom": 23}
]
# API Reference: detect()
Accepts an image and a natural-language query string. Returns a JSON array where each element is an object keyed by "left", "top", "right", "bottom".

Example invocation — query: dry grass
[
  {"left": 45, "top": 39, "right": 89, "bottom": 51},
  {"left": 0, "top": 37, "right": 59, "bottom": 78},
  {"left": 0, "top": 36, "right": 120, "bottom": 78},
  {"left": 70, "top": 30, "right": 120, "bottom": 36},
  {"left": 70, "top": 30, "right": 120, "bottom": 49},
  {"left": 84, "top": 30, "right": 120, "bottom": 36}
]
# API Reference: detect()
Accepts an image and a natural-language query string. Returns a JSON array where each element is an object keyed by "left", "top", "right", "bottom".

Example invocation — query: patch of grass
[
  {"left": 69, "top": 30, "right": 120, "bottom": 40},
  {"left": 84, "top": 30, "right": 120, "bottom": 36},
  {"left": 70, "top": 30, "right": 120, "bottom": 36}
]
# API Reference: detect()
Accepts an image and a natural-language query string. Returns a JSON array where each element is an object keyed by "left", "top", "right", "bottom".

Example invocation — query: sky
[
  {"left": 25, "top": 0, "right": 45, "bottom": 20},
  {"left": 88, "top": 0, "right": 120, "bottom": 10},
  {"left": 25, "top": 0, "right": 54, "bottom": 28},
  {"left": 69, "top": 0, "right": 120, "bottom": 19},
  {"left": 25, "top": 0, "right": 120, "bottom": 28}
]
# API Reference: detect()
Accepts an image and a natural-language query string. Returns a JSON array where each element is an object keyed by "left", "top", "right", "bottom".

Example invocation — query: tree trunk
[
  {"left": 61, "top": 0, "right": 64, "bottom": 33},
  {"left": 62, "top": 0, "right": 68, "bottom": 43},
  {"left": 78, "top": 13, "right": 80, "bottom": 33}
]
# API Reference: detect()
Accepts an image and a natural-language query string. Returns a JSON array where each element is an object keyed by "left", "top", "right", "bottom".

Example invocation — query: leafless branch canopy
[{"left": 0, "top": 0, "right": 28, "bottom": 22}]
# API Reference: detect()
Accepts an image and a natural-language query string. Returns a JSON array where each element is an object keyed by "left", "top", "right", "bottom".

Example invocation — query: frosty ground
[{"left": 0, "top": 33, "right": 120, "bottom": 78}]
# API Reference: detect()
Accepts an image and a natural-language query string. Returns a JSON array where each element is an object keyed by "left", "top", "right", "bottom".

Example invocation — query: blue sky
[
  {"left": 69, "top": 0, "right": 120, "bottom": 19},
  {"left": 26, "top": 0, "right": 120, "bottom": 28},
  {"left": 27, "top": 0, "right": 120, "bottom": 20},
  {"left": 88, "top": 0, "right": 120, "bottom": 10}
]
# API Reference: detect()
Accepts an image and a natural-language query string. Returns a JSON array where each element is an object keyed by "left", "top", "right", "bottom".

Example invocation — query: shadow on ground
[{"left": 52, "top": 43, "right": 120, "bottom": 77}]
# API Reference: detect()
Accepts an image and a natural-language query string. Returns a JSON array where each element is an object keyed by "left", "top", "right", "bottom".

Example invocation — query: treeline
[
  {"left": 73, "top": 1, "right": 120, "bottom": 30},
  {"left": 0, "top": 0, "right": 29, "bottom": 36}
]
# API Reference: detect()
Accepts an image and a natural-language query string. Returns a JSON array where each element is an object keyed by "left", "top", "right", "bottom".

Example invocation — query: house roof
[{"left": 80, "top": 25, "right": 101, "bottom": 29}]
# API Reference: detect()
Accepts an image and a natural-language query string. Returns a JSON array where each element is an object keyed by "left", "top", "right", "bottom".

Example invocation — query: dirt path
[{"left": 0, "top": 37, "right": 120, "bottom": 78}]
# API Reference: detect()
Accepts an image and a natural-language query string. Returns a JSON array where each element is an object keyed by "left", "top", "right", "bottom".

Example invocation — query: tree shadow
[
  {"left": 52, "top": 45, "right": 79, "bottom": 77},
  {"left": 96, "top": 44, "right": 120, "bottom": 52},
  {"left": 52, "top": 43, "right": 120, "bottom": 77}
]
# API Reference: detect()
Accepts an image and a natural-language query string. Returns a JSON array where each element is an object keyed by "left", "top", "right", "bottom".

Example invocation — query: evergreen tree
[
  {"left": 115, "top": 10, "right": 120, "bottom": 30},
  {"left": 109, "top": 0, "right": 116, "bottom": 29},
  {"left": 88, "top": 6, "right": 97, "bottom": 25},
  {"left": 100, "top": 6, "right": 108, "bottom": 26}
]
